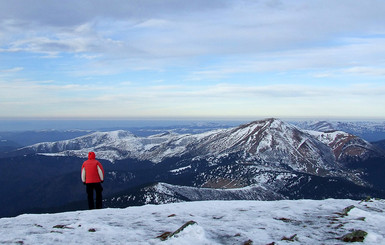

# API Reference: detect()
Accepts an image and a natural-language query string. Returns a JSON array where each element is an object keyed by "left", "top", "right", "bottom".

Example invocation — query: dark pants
[{"left": 86, "top": 183, "right": 103, "bottom": 209}]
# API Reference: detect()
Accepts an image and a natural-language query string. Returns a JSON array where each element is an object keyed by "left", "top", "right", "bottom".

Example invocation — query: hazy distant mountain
[
  {"left": 292, "top": 120, "right": 385, "bottom": 142},
  {"left": 0, "top": 138, "right": 20, "bottom": 153},
  {"left": 0, "top": 130, "right": 92, "bottom": 147},
  {"left": 373, "top": 139, "right": 385, "bottom": 151}
]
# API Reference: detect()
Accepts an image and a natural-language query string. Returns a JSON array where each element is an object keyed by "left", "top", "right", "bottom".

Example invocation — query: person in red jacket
[{"left": 81, "top": 152, "right": 105, "bottom": 209}]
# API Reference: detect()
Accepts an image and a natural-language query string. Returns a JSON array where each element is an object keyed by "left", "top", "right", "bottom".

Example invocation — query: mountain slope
[
  {"left": 103, "top": 180, "right": 384, "bottom": 208},
  {"left": 0, "top": 139, "right": 20, "bottom": 153},
  {"left": 306, "top": 130, "right": 385, "bottom": 163},
  {"left": 104, "top": 182, "right": 284, "bottom": 208}
]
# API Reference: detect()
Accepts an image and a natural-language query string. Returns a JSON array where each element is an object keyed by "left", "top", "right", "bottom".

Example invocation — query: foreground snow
[{"left": 1, "top": 199, "right": 385, "bottom": 244}]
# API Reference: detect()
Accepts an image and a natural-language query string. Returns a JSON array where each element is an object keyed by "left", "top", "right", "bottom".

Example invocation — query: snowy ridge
[
  {"left": 107, "top": 182, "right": 284, "bottom": 206},
  {"left": 1, "top": 199, "right": 385, "bottom": 244},
  {"left": 23, "top": 130, "right": 199, "bottom": 162}
]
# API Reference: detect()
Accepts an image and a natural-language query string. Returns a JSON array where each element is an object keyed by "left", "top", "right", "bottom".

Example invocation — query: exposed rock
[
  {"left": 52, "top": 224, "right": 73, "bottom": 229},
  {"left": 157, "top": 220, "right": 197, "bottom": 241},
  {"left": 171, "top": 220, "right": 197, "bottom": 238},
  {"left": 340, "top": 230, "right": 367, "bottom": 242},
  {"left": 243, "top": 239, "right": 253, "bottom": 245},
  {"left": 335, "top": 205, "right": 355, "bottom": 217},
  {"left": 157, "top": 232, "right": 172, "bottom": 241},
  {"left": 281, "top": 234, "right": 297, "bottom": 242}
]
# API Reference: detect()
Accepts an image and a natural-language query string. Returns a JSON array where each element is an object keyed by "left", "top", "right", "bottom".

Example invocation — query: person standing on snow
[{"left": 81, "top": 152, "right": 105, "bottom": 209}]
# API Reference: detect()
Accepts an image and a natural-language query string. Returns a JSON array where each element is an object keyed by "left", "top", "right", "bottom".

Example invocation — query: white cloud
[
  {"left": 0, "top": 67, "right": 23, "bottom": 73},
  {"left": 189, "top": 36, "right": 385, "bottom": 81},
  {"left": 343, "top": 66, "right": 385, "bottom": 76}
]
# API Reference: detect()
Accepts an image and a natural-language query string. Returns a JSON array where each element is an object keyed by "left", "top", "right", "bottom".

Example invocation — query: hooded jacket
[{"left": 81, "top": 152, "right": 104, "bottom": 184}]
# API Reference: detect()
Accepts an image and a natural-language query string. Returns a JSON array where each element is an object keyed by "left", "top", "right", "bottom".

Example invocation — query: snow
[
  {"left": 169, "top": 165, "right": 192, "bottom": 173},
  {"left": 1, "top": 199, "right": 385, "bottom": 244},
  {"left": 306, "top": 130, "right": 348, "bottom": 144}
]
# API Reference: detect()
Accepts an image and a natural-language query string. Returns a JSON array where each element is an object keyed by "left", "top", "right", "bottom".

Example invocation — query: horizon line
[{"left": 1, "top": 115, "right": 385, "bottom": 121}]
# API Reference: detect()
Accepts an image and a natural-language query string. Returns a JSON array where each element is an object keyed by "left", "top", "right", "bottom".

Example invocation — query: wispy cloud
[
  {"left": 343, "top": 66, "right": 385, "bottom": 76},
  {"left": 0, "top": 67, "right": 23, "bottom": 73},
  {"left": 190, "top": 36, "right": 385, "bottom": 81}
]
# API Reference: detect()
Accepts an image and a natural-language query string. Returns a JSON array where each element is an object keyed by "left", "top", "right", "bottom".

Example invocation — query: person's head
[{"left": 88, "top": 152, "right": 96, "bottom": 160}]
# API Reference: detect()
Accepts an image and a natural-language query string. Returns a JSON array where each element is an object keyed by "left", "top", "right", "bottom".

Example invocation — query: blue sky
[{"left": 1, "top": 0, "right": 385, "bottom": 119}]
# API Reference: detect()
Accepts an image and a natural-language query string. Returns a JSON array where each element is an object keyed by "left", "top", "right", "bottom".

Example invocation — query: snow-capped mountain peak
[{"left": 188, "top": 118, "right": 336, "bottom": 175}]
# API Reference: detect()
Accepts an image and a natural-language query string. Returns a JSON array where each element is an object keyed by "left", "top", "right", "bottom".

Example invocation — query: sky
[{"left": 1, "top": 0, "right": 385, "bottom": 120}]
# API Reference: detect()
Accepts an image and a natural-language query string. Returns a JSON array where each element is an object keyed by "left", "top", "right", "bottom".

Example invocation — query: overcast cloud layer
[{"left": 1, "top": 0, "right": 385, "bottom": 119}]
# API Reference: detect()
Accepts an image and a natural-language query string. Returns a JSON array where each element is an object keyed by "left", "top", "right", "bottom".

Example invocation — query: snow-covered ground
[{"left": 1, "top": 199, "right": 384, "bottom": 244}]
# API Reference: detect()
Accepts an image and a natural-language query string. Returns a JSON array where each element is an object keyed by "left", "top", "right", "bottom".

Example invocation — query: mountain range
[
  {"left": 292, "top": 120, "right": 385, "bottom": 142},
  {"left": 1, "top": 118, "right": 385, "bottom": 217}
]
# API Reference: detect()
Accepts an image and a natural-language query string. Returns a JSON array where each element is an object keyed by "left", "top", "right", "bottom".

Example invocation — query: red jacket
[{"left": 81, "top": 152, "right": 104, "bottom": 184}]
